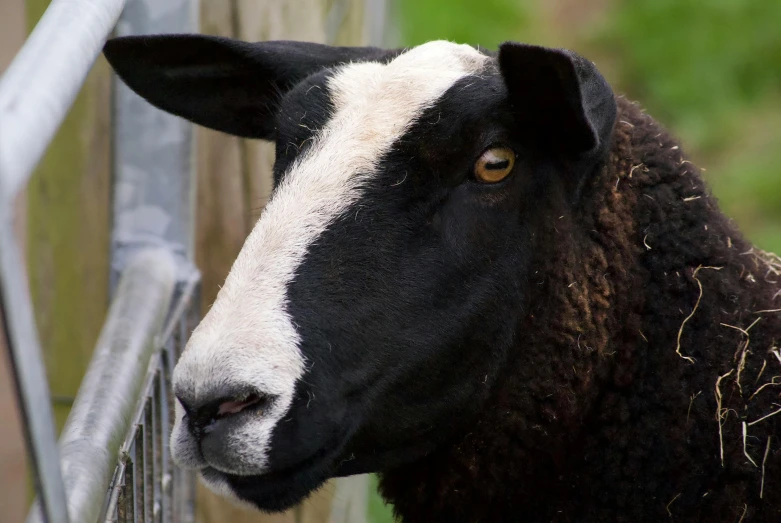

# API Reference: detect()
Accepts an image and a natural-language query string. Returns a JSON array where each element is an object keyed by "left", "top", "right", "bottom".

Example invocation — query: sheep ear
[
  {"left": 103, "top": 34, "right": 388, "bottom": 140},
  {"left": 498, "top": 42, "right": 616, "bottom": 157}
]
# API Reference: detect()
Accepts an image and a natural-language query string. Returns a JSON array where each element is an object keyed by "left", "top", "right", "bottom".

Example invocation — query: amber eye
[{"left": 474, "top": 147, "right": 515, "bottom": 183}]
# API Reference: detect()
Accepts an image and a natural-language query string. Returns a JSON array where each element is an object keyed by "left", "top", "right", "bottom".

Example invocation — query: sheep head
[{"left": 103, "top": 36, "right": 616, "bottom": 511}]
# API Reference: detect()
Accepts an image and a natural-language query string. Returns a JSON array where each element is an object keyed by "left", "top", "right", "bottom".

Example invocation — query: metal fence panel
[
  {"left": 0, "top": 221, "right": 69, "bottom": 523},
  {"left": 3, "top": 0, "right": 389, "bottom": 521},
  {"left": 111, "top": 0, "right": 199, "bottom": 286},
  {"left": 0, "top": 0, "right": 128, "bottom": 205},
  {"left": 1, "top": 0, "right": 200, "bottom": 521},
  {"left": 101, "top": 275, "right": 201, "bottom": 523},
  {"left": 0, "top": 1, "right": 131, "bottom": 521},
  {"left": 27, "top": 248, "right": 179, "bottom": 523}
]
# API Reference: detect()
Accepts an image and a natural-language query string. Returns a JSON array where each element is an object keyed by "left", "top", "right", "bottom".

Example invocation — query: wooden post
[
  {"left": 0, "top": 1, "right": 31, "bottom": 520},
  {"left": 195, "top": 1, "right": 370, "bottom": 521}
]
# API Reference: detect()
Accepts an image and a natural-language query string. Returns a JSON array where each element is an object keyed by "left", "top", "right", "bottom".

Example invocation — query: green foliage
[
  {"left": 596, "top": 0, "right": 781, "bottom": 252},
  {"left": 396, "top": 0, "right": 535, "bottom": 50},
  {"left": 598, "top": 0, "right": 781, "bottom": 150},
  {"left": 367, "top": 474, "right": 396, "bottom": 523}
]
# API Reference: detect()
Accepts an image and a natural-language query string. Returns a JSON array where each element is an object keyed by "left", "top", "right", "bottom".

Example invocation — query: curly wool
[{"left": 379, "top": 97, "right": 781, "bottom": 522}]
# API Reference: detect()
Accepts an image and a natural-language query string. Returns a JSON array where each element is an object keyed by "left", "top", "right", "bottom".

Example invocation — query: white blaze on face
[{"left": 171, "top": 41, "right": 488, "bottom": 475}]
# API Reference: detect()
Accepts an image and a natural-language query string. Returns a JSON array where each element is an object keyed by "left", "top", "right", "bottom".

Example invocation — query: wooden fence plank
[
  {"left": 194, "top": 1, "right": 370, "bottom": 521},
  {"left": 195, "top": 2, "right": 289, "bottom": 522},
  {"left": 1, "top": 1, "right": 33, "bottom": 520},
  {"left": 197, "top": 0, "right": 252, "bottom": 311}
]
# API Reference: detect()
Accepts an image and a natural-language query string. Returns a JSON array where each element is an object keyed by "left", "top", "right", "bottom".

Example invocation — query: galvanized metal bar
[
  {"left": 152, "top": 374, "right": 162, "bottom": 522},
  {"left": 111, "top": 0, "right": 199, "bottom": 285},
  {"left": 0, "top": 1, "right": 132, "bottom": 521},
  {"left": 107, "top": 56, "right": 199, "bottom": 523},
  {"left": 159, "top": 368, "right": 171, "bottom": 523},
  {"left": 153, "top": 370, "right": 165, "bottom": 522},
  {"left": 110, "top": 1, "right": 200, "bottom": 519},
  {"left": 97, "top": 270, "right": 199, "bottom": 523},
  {"left": 0, "top": 221, "right": 69, "bottom": 523},
  {"left": 134, "top": 431, "right": 142, "bottom": 523},
  {"left": 103, "top": 454, "right": 126, "bottom": 521},
  {"left": 27, "top": 248, "right": 177, "bottom": 523},
  {"left": 168, "top": 284, "right": 198, "bottom": 523},
  {"left": 143, "top": 403, "right": 152, "bottom": 521},
  {"left": 0, "top": 0, "right": 128, "bottom": 206}
]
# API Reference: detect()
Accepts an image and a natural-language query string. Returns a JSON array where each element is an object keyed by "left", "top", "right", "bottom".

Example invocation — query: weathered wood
[
  {"left": 235, "top": 0, "right": 327, "bottom": 225},
  {"left": 193, "top": 5, "right": 289, "bottom": 521},
  {"left": 196, "top": 0, "right": 252, "bottom": 310},
  {"left": 0, "top": 1, "right": 32, "bottom": 520},
  {"left": 330, "top": 475, "right": 371, "bottom": 523},
  {"left": 194, "top": 1, "right": 370, "bottom": 521}
]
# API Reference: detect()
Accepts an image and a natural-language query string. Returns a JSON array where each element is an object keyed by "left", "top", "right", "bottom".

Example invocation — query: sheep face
[{"left": 104, "top": 36, "right": 616, "bottom": 511}]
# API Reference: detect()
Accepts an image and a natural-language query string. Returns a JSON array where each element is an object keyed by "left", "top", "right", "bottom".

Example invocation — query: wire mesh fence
[{"left": 103, "top": 278, "right": 199, "bottom": 523}]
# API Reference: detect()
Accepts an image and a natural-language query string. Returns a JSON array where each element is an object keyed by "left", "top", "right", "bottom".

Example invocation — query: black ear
[
  {"left": 498, "top": 42, "right": 616, "bottom": 157},
  {"left": 103, "top": 34, "right": 390, "bottom": 139}
]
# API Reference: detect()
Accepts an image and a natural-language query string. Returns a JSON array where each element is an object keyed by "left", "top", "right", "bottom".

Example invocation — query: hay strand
[
  {"left": 737, "top": 504, "right": 748, "bottom": 523},
  {"left": 748, "top": 406, "right": 781, "bottom": 427},
  {"left": 755, "top": 360, "right": 768, "bottom": 384},
  {"left": 686, "top": 391, "right": 702, "bottom": 425},
  {"left": 665, "top": 492, "right": 681, "bottom": 517},
  {"left": 742, "top": 421, "right": 758, "bottom": 467},
  {"left": 676, "top": 266, "right": 722, "bottom": 363},
  {"left": 720, "top": 318, "right": 761, "bottom": 395},
  {"left": 715, "top": 369, "right": 735, "bottom": 466},
  {"left": 749, "top": 376, "right": 781, "bottom": 400},
  {"left": 760, "top": 436, "right": 771, "bottom": 499}
]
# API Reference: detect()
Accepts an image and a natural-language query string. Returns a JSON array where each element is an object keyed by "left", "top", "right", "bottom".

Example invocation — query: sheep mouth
[{"left": 200, "top": 436, "right": 347, "bottom": 512}]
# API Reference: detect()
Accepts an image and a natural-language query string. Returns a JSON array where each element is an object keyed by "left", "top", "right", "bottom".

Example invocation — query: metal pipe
[
  {"left": 0, "top": 0, "right": 128, "bottom": 207},
  {"left": 111, "top": 0, "right": 199, "bottom": 286},
  {"left": 27, "top": 248, "right": 177, "bottom": 523},
  {"left": 0, "top": 1, "right": 129, "bottom": 520},
  {"left": 1, "top": 221, "right": 69, "bottom": 523}
]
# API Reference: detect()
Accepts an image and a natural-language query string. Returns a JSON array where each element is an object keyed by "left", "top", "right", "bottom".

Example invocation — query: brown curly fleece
[{"left": 379, "top": 97, "right": 781, "bottom": 522}]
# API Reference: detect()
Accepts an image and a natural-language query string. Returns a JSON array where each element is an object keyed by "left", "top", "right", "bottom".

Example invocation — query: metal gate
[
  {"left": 1, "top": 0, "right": 389, "bottom": 521},
  {"left": 0, "top": 0, "right": 199, "bottom": 521}
]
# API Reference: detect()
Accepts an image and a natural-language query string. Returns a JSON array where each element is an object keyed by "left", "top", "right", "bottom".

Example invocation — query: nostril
[
  {"left": 185, "top": 391, "right": 274, "bottom": 436},
  {"left": 217, "top": 393, "right": 264, "bottom": 417}
]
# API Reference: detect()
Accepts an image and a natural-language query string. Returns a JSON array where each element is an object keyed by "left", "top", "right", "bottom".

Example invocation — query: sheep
[{"left": 103, "top": 35, "right": 781, "bottom": 522}]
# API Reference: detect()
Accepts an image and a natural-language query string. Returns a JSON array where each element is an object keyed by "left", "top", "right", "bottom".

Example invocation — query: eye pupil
[
  {"left": 485, "top": 160, "right": 509, "bottom": 170},
  {"left": 474, "top": 147, "right": 515, "bottom": 183}
]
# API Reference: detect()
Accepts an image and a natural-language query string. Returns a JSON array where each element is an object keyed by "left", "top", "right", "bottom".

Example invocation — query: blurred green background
[
  {"left": 394, "top": 0, "right": 781, "bottom": 253},
  {"left": 369, "top": 0, "right": 781, "bottom": 519}
]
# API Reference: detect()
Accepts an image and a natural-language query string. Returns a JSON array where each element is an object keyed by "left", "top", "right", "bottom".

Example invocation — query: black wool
[{"left": 379, "top": 97, "right": 781, "bottom": 523}]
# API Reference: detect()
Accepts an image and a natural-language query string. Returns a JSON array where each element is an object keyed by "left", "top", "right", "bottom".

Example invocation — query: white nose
[{"left": 169, "top": 323, "right": 305, "bottom": 475}]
